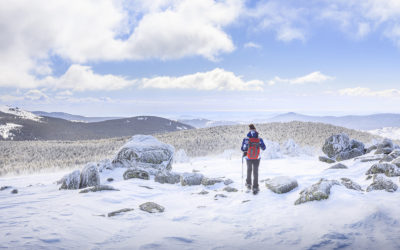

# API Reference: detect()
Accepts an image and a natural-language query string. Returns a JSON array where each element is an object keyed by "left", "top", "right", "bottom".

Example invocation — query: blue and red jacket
[{"left": 241, "top": 131, "right": 266, "bottom": 160}]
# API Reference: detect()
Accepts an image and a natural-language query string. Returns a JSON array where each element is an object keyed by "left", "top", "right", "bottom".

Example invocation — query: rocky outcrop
[
  {"left": 328, "top": 163, "right": 348, "bottom": 169},
  {"left": 79, "top": 185, "right": 119, "bottom": 193},
  {"left": 365, "top": 163, "right": 400, "bottom": 177},
  {"left": 59, "top": 170, "right": 81, "bottom": 190},
  {"left": 80, "top": 163, "right": 100, "bottom": 188},
  {"left": 366, "top": 174, "right": 398, "bottom": 192},
  {"left": 123, "top": 169, "right": 150, "bottom": 180},
  {"left": 154, "top": 171, "right": 180, "bottom": 184},
  {"left": 139, "top": 202, "right": 165, "bottom": 213},
  {"left": 319, "top": 156, "right": 335, "bottom": 164},
  {"left": 180, "top": 172, "right": 204, "bottom": 186},
  {"left": 295, "top": 179, "right": 339, "bottom": 205},
  {"left": 340, "top": 178, "right": 363, "bottom": 191},
  {"left": 201, "top": 177, "right": 223, "bottom": 186},
  {"left": 112, "top": 135, "right": 174, "bottom": 175},
  {"left": 322, "top": 134, "right": 365, "bottom": 161},
  {"left": 265, "top": 176, "right": 298, "bottom": 194},
  {"left": 107, "top": 208, "right": 134, "bottom": 217}
]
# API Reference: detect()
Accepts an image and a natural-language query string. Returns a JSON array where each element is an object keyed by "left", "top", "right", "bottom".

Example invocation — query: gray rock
[
  {"left": 340, "top": 178, "right": 363, "bottom": 191},
  {"left": 365, "top": 163, "right": 400, "bottom": 177},
  {"left": 322, "top": 134, "right": 351, "bottom": 158},
  {"left": 265, "top": 176, "right": 298, "bottom": 194},
  {"left": 367, "top": 174, "right": 398, "bottom": 192},
  {"left": 223, "top": 179, "right": 234, "bottom": 185},
  {"left": 328, "top": 163, "right": 348, "bottom": 169},
  {"left": 197, "top": 190, "right": 209, "bottom": 195},
  {"left": 154, "top": 171, "right": 180, "bottom": 184},
  {"left": 0, "top": 186, "right": 11, "bottom": 191},
  {"left": 59, "top": 170, "right": 81, "bottom": 190},
  {"left": 214, "top": 194, "right": 227, "bottom": 199},
  {"left": 11, "top": 189, "right": 18, "bottom": 194},
  {"left": 97, "top": 159, "right": 114, "bottom": 172},
  {"left": 112, "top": 135, "right": 174, "bottom": 175},
  {"left": 123, "top": 169, "right": 150, "bottom": 180},
  {"left": 107, "top": 178, "right": 114, "bottom": 182},
  {"left": 223, "top": 186, "right": 238, "bottom": 192},
  {"left": 380, "top": 154, "right": 396, "bottom": 163},
  {"left": 366, "top": 145, "right": 377, "bottom": 154},
  {"left": 336, "top": 148, "right": 364, "bottom": 161},
  {"left": 392, "top": 157, "right": 400, "bottom": 168},
  {"left": 375, "top": 139, "right": 394, "bottom": 155},
  {"left": 108, "top": 208, "right": 134, "bottom": 217},
  {"left": 201, "top": 177, "right": 224, "bottom": 186},
  {"left": 80, "top": 163, "right": 100, "bottom": 188},
  {"left": 319, "top": 156, "right": 335, "bottom": 164},
  {"left": 139, "top": 202, "right": 165, "bottom": 213},
  {"left": 375, "top": 148, "right": 394, "bottom": 155},
  {"left": 295, "top": 178, "right": 339, "bottom": 205},
  {"left": 180, "top": 172, "right": 204, "bottom": 186},
  {"left": 350, "top": 139, "right": 365, "bottom": 153},
  {"left": 79, "top": 185, "right": 119, "bottom": 193}
]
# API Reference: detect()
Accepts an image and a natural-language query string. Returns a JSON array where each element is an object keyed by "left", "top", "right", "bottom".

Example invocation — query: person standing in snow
[{"left": 241, "top": 124, "right": 266, "bottom": 194}]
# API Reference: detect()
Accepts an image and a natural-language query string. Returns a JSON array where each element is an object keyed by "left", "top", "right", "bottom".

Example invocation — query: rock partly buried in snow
[
  {"left": 139, "top": 202, "right": 165, "bottom": 213},
  {"left": 295, "top": 178, "right": 339, "bottom": 205},
  {"left": 108, "top": 208, "right": 134, "bottom": 217},
  {"left": 59, "top": 170, "right": 81, "bottom": 190},
  {"left": 265, "top": 176, "right": 298, "bottom": 194},
  {"left": 319, "top": 156, "right": 335, "bottom": 164},
  {"left": 154, "top": 171, "right": 180, "bottom": 184},
  {"left": 11, "top": 189, "right": 18, "bottom": 194},
  {"left": 365, "top": 163, "right": 400, "bottom": 177},
  {"left": 366, "top": 145, "right": 378, "bottom": 154},
  {"left": 367, "top": 174, "right": 398, "bottom": 192},
  {"left": 80, "top": 163, "right": 100, "bottom": 188},
  {"left": 214, "top": 194, "right": 227, "bottom": 199},
  {"left": 180, "top": 172, "right": 204, "bottom": 186},
  {"left": 328, "top": 163, "right": 348, "bottom": 169},
  {"left": 112, "top": 135, "right": 174, "bottom": 175},
  {"left": 107, "top": 178, "right": 114, "bottom": 182},
  {"left": 336, "top": 149, "right": 364, "bottom": 162},
  {"left": 0, "top": 186, "right": 12, "bottom": 191},
  {"left": 79, "top": 185, "right": 120, "bottom": 193},
  {"left": 223, "top": 179, "right": 234, "bottom": 185},
  {"left": 201, "top": 177, "right": 223, "bottom": 186},
  {"left": 322, "top": 134, "right": 365, "bottom": 161},
  {"left": 375, "top": 139, "right": 394, "bottom": 155},
  {"left": 197, "top": 190, "right": 209, "bottom": 195},
  {"left": 340, "top": 178, "right": 363, "bottom": 191},
  {"left": 123, "top": 169, "right": 150, "bottom": 180},
  {"left": 223, "top": 186, "right": 238, "bottom": 192}
]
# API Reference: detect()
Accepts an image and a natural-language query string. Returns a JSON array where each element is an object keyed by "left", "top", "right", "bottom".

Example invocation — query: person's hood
[{"left": 247, "top": 130, "right": 258, "bottom": 138}]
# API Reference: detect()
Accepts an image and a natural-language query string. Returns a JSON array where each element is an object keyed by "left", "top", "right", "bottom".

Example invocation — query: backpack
[{"left": 247, "top": 138, "right": 260, "bottom": 160}]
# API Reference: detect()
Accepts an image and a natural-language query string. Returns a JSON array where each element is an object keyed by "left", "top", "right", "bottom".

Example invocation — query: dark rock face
[{"left": 123, "top": 169, "right": 150, "bottom": 180}]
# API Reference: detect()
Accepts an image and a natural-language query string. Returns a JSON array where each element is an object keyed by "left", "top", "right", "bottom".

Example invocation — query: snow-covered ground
[
  {"left": 369, "top": 127, "right": 400, "bottom": 141},
  {"left": 1, "top": 154, "right": 400, "bottom": 249},
  {"left": 0, "top": 123, "right": 22, "bottom": 139},
  {"left": 0, "top": 105, "right": 42, "bottom": 122}
]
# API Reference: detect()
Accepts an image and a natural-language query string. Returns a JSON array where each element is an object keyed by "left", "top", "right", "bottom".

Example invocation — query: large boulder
[
  {"left": 365, "top": 163, "right": 400, "bottom": 177},
  {"left": 322, "top": 134, "right": 365, "bottom": 161},
  {"left": 295, "top": 179, "right": 339, "bottom": 205},
  {"left": 154, "top": 171, "right": 180, "bottom": 184},
  {"left": 180, "top": 172, "right": 204, "bottom": 186},
  {"left": 59, "top": 170, "right": 81, "bottom": 190},
  {"left": 265, "top": 176, "right": 298, "bottom": 194},
  {"left": 123, "top": 169, "right": 150, "bottom": 180},
  {"left": 367, "top": 174, "right": 398, "bottom": 192},
  {"left": 112, "top": 135, "right": 174, "bottom": 175},
  {"left": 80, "top": 163, "right": 100, "bottom": 188}
]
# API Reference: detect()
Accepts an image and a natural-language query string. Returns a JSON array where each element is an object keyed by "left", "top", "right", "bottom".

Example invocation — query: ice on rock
[
  {"left": 112, "top": 135, "right": 174, "bottom": 175},
  {"left": 59, "top": 170, "right": 81, "bottom": 190},
  {"left": 80, "top": 163, "right": 100, "bottom": 188}
]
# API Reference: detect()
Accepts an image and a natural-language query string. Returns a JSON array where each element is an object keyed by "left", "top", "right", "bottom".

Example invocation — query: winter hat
[{"left": 249, "top": 124, "right": 256, "bottom": 130}]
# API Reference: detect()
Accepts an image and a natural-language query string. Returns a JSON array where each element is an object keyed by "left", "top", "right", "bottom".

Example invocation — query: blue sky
[{"left": 0, "top": 0, "right": 400, "bottom": 119}]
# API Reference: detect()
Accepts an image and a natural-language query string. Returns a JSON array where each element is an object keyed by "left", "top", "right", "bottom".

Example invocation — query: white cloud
[
  {"left": 338, "top": 87, "right": 400, "bottom": 98},
  {"left": 24, "top": 89, "right": 49, "bottom": 101},
  {"left": 244, "top": 42, "right": 262, "bottom": 49},
  {"left": 268, "top": 71, "right": 334, "bottom": 85},
  {"left": 140, "top": 68, "right": 264, "bottom": 91}
]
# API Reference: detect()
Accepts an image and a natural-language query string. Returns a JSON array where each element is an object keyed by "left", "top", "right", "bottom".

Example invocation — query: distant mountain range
[
  {"left": 32, "top": 111, "right": 123, "bottom": 123},
  {"left": 0, "top": 106, "right": 193, "bottom": 141},
  {"left": 267, "top": 112, "right": 400, "bottom": 130}
]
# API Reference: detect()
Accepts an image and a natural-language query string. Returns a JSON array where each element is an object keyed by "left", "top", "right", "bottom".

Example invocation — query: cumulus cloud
[
  {"left": 338, "top": 87, "right": 400, "bottom": 98},
  {"left": 268, "top": 71, "right": 334, "bottom": 86},
  {"left": 140, "top": 68, "right": 264, "bottom": 91}
]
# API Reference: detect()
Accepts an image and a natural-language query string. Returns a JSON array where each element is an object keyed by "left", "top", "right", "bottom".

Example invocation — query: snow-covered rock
[
  {"left": 123, "top": 169, "right": 150, "bottom": 180},
  {"left": 366, "top": 145, "right": 377, "bottom": 154},
  {"left": 180, "top": 172, "right": 204, "bottom": 186},
  {"left": 59, "top": 170, "right": 81, "bottom": 190},
  {"left": 322, "top": 134, "right": 365, "bottom": 161},
  {"left": 223, "top": 179, "right": 234, "bottom": 185},
  {"left": 173, "top": 149, "right": 190, "bottom": 163},
  {"left": 319, "top": 156, "right": 335, "bottom": 164},
  {"left": 97, "top": 159, "right": 114, "bottom": 172},
  {"left": 223, "top": 186, "right": 238, "bottom": 192},
  {"left": 139, "top": 202, "right": 165, "bottom": 213},
  {"left": 80, "top": 163, "right": 100, "bottom": 188},
  {"left": 328, "top": 163, "right": 348, "bottom": 169},
  {"left": 283, "top": 139, "right": 301, "bottom": 157},
  {"left": 367, "top": 175, "right": 398, "bottom": 192},
  {"left": 201, "top": 177, "right": 223, "bottom": 186},
  {"left": 265, "top": 176, "right": 298, "bottom": 194},
  {"left": 107, "top": 208, "right": 134, "bottom": 217},
  {"left": 340, "top": 178, "right": 363, "bottom": 191},
  {"left": 0, "top": 123, "right": 22, "bottom": 140},
  {"left": 261, "top": 140, "right": 282, "bottom": 159},
  {"left": 295, "top": 178, "right": 339, "bottom": 205},
  {"left": 112, "top": 135, "right": 174, "bottom": 175},
  {"left": 365, "top": 163, "right": 400, "bottom": 177},
  {"left": 375, "top": 138, "right": 394, "bottom": 155},
  {"left": 154, "top": 171, "right": 180, "bottom": 184}
]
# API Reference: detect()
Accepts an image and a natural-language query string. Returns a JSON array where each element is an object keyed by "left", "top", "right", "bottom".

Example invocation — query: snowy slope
[
  {"left": 368, "top": 127, "right": 400, "bottom": 141},
  {"left": 1, "top": 154, "right": 400, "bottom": 249}
]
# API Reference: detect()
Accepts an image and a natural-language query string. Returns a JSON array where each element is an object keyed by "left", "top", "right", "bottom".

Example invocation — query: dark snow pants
[{"left": 246, "top": 159, "right": 260, "bottom": 189}]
